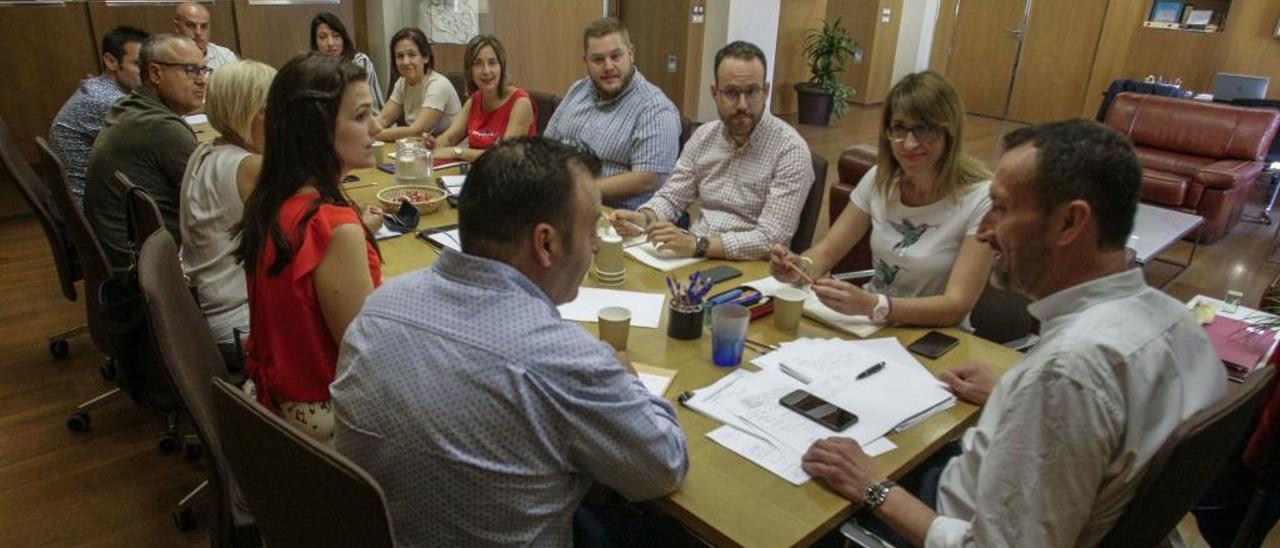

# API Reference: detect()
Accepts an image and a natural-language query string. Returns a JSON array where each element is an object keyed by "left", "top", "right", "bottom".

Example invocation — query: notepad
[
  {"left": 421, "top": 228, "right": 462, "bottom": 251},
  {"left": 438, "top": 175, "right": 466, "bottom": 196},
  {"left": 624, "top": 242, "right": 705, "bottom": 272},
  {"left": 634, "top": 363, "right": 677, "bottom": 397},
  {"left": 556, "top": 287, "right": 666, "bottom": 328}
]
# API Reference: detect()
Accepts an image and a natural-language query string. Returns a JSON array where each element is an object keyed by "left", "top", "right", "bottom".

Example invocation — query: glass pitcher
[{"left": 394, "top": 137, "right": 433, "bottom": 186}]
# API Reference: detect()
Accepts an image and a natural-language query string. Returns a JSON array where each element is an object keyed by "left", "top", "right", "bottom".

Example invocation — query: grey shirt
[
  {"left": 84, "top": 86, "right": 196, "bottom": 271},
  {"left": 544, "top": 69, "right": 680, "bottom": 210},
  {"left": 929, "top": 269, "right": 1227, "bottom": 547},
  {"left": 331, "top": 250, "right": 689, "bottom": 547}
]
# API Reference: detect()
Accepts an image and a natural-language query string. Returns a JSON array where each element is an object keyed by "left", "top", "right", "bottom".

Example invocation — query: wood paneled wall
[
  {"left": 928, "top": 0, "right": 958, "bottom": 74},
  {"left": 1005, "top": 0, "right": 1109, "bottom": 123},
  {"left": 1215, "top": 0, "right": 1280, "bottom": 101},
  {"left": 771, "top": 0, "right": 828, "bottom": 115},
  {"left": 824, "top": 0, "right": 899, "bottom": 106},
  {"left": 233, "top": 0, "right": 356, "bottom": 69},
  {"left": 88, "top": 1, "right": 237, "bottom": 55},
  {"left": 491, "top": 0, "right": 605, "bottom": 96}
]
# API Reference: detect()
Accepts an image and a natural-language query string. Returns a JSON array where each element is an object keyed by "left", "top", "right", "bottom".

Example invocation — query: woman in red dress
[
  {"left": 235, "top": 53, "right": 384, "bottom": 441},
  {"left": 430, "top": 35, "right": 536, "bottom": 162}
]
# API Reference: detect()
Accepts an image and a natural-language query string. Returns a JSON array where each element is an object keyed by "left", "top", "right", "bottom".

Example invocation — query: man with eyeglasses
[
  {"left": 544, "top": 17, "right": 680, "bottom": 211},
  {"left": 85, "top": 34, "right": 207, "bottom": 271},
  {"left": 612, "top": 41, "right": 813, "bottom": 260},
  {"left": 48, "top": 26, "right": 149, "bottom": 208},
  {"left": 172, "top": 1, "right": 237, "bottom": 72}
]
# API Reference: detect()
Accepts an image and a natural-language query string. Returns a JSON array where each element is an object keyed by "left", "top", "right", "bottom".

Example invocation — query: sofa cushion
[
  {"left": 1105, "top": 93, "right": 1280, "bottom": 161},
  {"left": 1135, "top": 147, "right": 1216, "bottom": 178},
  {"left": 1141, "top": 169, "right": 1189, "bottom": 206},
  {"left": 1197, "top": 160, "right": 1267, "bottom": 191}
]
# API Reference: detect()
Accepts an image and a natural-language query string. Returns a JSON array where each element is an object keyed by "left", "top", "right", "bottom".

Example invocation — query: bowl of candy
[{"left": 377, "top": 185, "right": 446, "bottom": 215}]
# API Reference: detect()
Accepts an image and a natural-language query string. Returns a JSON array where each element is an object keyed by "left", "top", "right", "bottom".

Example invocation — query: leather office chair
[
  {"left": 0, "top": 116, "right": 83, "bottom": 356},
  {"left": 212, "top": 377, "right": 397, "bottom": 548},
  {"left": 444, "top": 71, "right": 467, "bottom": 104},
  {"left": 33, "top": 137, "right": 125, "bottom": 432},
  {"left": 113, "top": 171, "right": 164, "bottom": 260},
  {"left": 1098, "top": 366, "right": 1276, "bottom": 548},
  {"left": 828, "top": 144, "right": 877, "bottom": 275},
  {"left": 527, "top": 89, "right": 560, "bottom": 135},
  {"left": 678, "top": 116, "right": 699, "bottom": 154},
  {"left": 137, "top": 230, "right": 257, "bottom": 543},
  {"left": 791, "top": 152, "right": 828, "bottom": 253}
]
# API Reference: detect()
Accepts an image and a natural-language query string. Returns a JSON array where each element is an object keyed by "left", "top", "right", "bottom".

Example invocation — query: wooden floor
[{"left": 1, "top": 104, "right": 1277, "bottom": 547}]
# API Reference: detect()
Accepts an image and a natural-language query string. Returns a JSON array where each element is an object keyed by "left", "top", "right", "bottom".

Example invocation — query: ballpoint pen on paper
[
  {"left": 856, "top": 361, "right": 886, "bottom": 380},
  {"left": 778, "top": 362, "right": 812, "bottom": 384}
]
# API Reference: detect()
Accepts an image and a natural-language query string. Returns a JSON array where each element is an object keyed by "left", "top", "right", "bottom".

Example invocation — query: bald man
[{"left": 173, "top": 1, "right": 237, "bottom": 71}]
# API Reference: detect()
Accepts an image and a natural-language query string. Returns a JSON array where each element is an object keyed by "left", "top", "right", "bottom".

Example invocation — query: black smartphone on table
[
  {"left": 698, "top": 265, "right": 742, "bottom": 285},
  {"left": 779, "top": 389, "right": 859, "bottom": 432},
  {"left": 907, "top": 330, "right": 960, "bottom": 359}
]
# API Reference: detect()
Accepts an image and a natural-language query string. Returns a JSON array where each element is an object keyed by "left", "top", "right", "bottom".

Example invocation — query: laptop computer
[{"left": 1213, "top": 73, "right": 1270, "bottom": 102}]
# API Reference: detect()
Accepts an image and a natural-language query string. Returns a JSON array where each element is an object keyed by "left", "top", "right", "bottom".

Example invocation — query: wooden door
[
  {"left": 944, "top": 0, "right": 1027, "bottom": 118},
  {"left": 0, "top": 2, "right": 99, "bottom": 215},
  {"left": 233, "top": 1, "right": 355, "bottom": 68},
  {"left": 1005, "top": 0, "right": 1108, "bottom": 123},
  {"left": 620, "top": 0, "right": 691, "bottom": 111},
  {"left": 491, "top": 0, "right": 605, "bottom": 96},
  {"left": 88, "top": 0, "right": 238, "bottom": 54}
]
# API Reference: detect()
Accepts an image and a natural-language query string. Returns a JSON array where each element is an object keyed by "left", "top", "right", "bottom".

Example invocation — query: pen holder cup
[{"left": 667, "top": 304, "right": 704, "bottom": 341}]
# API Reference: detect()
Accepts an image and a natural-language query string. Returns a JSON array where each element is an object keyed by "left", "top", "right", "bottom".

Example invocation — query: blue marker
[{"left": 708, "top": 289, "right": 743, "bottom": 306}]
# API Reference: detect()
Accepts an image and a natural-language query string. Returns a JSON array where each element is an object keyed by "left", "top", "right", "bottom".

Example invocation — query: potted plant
[{"left": 795, "top": 17, "right": 858, "bottom": 126}]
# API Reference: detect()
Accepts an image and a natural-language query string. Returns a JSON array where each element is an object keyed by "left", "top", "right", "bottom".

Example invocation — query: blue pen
[
  {"left": 709, "top": 289, "right": 743, "bottom": 306},
  {"left": 728, "top": 292, "right": 762, "bottom": 307}
]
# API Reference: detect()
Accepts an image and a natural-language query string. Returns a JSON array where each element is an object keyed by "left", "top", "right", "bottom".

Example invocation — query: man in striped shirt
[
  {"left": 612, "top": 41, "right": 813, "bottom": 261},
  {"left": 544, "top": 17, "right": 680, "bottom": 211}
]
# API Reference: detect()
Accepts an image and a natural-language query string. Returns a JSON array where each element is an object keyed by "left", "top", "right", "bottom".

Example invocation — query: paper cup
[
  {"left": 596, "top": 233, "right": 625, "bottom": 274},
  {"left": 597, "top": 306, "right": 631, "bottom": 351},
  {"left": 774, "top": 287, "right": 805, "bottom": 332}
]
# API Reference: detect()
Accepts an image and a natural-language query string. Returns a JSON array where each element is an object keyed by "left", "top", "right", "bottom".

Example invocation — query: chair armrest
[{"left": 1196, "top": 160, "right": 1265, "bottom": 190}]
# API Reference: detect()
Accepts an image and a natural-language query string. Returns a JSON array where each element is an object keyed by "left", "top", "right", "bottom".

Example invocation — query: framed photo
[{"left": 1150, "top": 1, "right": 1184, "bottom": 23}]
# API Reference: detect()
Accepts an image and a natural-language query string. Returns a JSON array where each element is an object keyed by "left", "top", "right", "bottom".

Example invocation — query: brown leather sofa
[
  {"left": 1103, "top": 92, "right": 1280, "bottom": 242},
  {"left": 827, "top": 143, "right": 877, "bottom": 274}
]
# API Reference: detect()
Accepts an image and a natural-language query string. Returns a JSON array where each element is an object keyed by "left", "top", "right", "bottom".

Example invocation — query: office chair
[
  {"left": 527, "top": 90, "right": 560, "bottom": 135},
  {"left": 137, "top": 229, "right": 258, "bottom": 542},
  {"left": 791, "top": 152, "right": 828, "bottom": 253},
  {"left": 1230, "top": 99, "right": 1280, "bottom": 225},
  {"left": 0, "top": 116, "right": 83, "bottom": 357},
  {"left": 212, "top": 378, "right": 397, "bottom": 548}
]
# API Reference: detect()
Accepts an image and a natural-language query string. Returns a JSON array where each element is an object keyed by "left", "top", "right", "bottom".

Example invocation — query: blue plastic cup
[{"left": 711, "top": 304, "right": 751, "bottom": 367}]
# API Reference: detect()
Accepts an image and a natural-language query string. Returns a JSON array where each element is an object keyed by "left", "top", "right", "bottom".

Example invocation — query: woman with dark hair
[
  {"left": 236, "top": 52, "right": 383, "bottom": 441},
  {"left": 771, "top": 71, "right": 994, "bottom": 329},
  {"left": 310, "top": 12, "right": 385, "bottom": 113},
  {"left": 375, "top": 27, "right": 461, "bottom": 141},
  {"left": 428, "top": 34, "right": 535, "bottom": 163}
]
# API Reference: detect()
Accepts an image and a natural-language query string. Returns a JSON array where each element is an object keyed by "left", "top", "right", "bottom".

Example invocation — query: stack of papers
[
  {"left": 438, "top": 175, "right": 466, "bottom": 196},
  {"left": 745, "top": 276, "right": 883, "bottom": 338},
  {"left": 624, "top": 242, "right": 705, "bottom": 272},
  {"left": 556, "top": 287, "right": 666, "bottom": 328},
  {"left": 685, "top": 338, "right": 954, "bottom": 485}
]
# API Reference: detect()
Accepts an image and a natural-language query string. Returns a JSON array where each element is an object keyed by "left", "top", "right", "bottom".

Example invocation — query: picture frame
[{"left": 1150, "top": 1, "right": 1184, "bottom": 23}]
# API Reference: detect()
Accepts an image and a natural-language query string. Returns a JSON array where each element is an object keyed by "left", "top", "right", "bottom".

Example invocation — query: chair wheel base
[
  {"left": 172, "top": 507, "right": 195, "bottom": 531},
  {"left": 99, "top": 359, "right": 116, "bottom": 382},
  {"left": 66, "top": 412, "right": 90, "bottom": 432},
  {"left": 158, "top": 433, "right": 181, "bottom": 454},
  {"left": 49, "top": 340, "right": 69, "bottom": 358}
]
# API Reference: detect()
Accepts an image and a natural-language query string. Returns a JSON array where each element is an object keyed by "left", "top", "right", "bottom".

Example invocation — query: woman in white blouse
[
  {"left": 311, "top": 12, "right": 385, "bottom": 114},
  {"left": 771, "top": 71, "right": 994, "bottom": 328},
  {"left": 178, "top": 59, "right": 275, "bottom": 365},
  {"left": 375, "top": 27, "right": 462, "bottom": 140}
]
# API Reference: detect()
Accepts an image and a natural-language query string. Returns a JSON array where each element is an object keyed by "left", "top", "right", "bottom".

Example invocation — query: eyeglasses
[
  {"left": 887, "top": 123, "right": 943, "bottom": 143},
  {"left": 152, "top": 61, "right": 213, "bottom": 79},
  {"left": 718, "top": 86, "right": 766, "bottom": 104}
]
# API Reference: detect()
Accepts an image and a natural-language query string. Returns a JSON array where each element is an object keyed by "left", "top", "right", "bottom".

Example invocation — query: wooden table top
[{"left": 219, "top": 131, "right": 1023, "bottom": 547}]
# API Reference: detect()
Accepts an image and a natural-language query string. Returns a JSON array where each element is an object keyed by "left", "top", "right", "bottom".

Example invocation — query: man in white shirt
[
  {"left": 173, "top": 2, "right": 237, "bottom": 71},
  {"left": 802, "top": 119, "right": 1228, "bottom": 547}
]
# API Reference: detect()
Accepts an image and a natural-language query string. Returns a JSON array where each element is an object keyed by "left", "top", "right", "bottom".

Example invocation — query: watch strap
[{"left": 693, "top": 236, "right": 710, "bottom": 258}]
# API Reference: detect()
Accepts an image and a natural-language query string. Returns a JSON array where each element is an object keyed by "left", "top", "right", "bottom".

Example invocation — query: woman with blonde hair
[
  {"left": 179, "top": 59, "right": 276, "bottom": 366},
  {"left": 771, "top": 71, "right": 994, "bottom": 329}
]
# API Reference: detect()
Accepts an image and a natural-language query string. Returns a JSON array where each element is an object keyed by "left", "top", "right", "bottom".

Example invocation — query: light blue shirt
[
  {"left": 331, "top": 250, "right": 688, "bottom": 547},
  {"left": 544, "top": 69, "right": 680, "bottom": 210}
]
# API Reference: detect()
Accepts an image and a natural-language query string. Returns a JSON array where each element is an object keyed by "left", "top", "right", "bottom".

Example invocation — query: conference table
[{"left": 197, "top": 125, "right": 1024, "bottom": 547}]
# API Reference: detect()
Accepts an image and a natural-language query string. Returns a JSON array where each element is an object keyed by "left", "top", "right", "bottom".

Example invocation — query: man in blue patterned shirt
[
  {"left": 49, "top": 26, "right": 149, "bottom": 207},
  {"left": 544, "top": 17, "right": 681, "bottom": 211},
  {"left": 331, "top": 137, "right": 689, "bottom": 547}
]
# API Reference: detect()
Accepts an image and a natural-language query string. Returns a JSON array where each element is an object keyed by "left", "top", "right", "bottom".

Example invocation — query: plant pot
[{"left": 795, "top": 82, "right": 834, "bottom": 126}]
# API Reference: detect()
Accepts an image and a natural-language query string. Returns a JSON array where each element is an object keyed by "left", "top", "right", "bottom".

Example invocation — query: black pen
[{"left": 856, "top": 361, "right": 886, "bottom": 380}]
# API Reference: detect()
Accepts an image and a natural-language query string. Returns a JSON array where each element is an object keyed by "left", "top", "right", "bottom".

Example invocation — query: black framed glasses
[
  {"left": 887, "top": 123, "right": 943, "bottom": 143},
  {"left": 152, "top": 61, "right": 213, "bottom": 79}
]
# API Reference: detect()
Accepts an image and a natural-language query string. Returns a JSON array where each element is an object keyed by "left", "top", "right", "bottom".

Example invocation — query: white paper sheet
[
  {"left": 745, "top": 276, "right": 883, "bottom": 337},
  {"left": 556, "top": 287, "right": 666, "bottom": 329},
  {"left": 624, "top": 242, "right": 705, "bottom": 272},
  {"left": 374, "top": 225, "right": 403, "bottom": 240},
  {"left": 707, "top": 426, "right": 897, "bottom": 486},
  {"left": 638, "top": 372, "right": 673, "bottom": 397},
  {"left": 423, "top": 228, "right": 462, "bottom": 251},
  {"left": 439, "top": 175, "right": 466, "bottom": 196}
]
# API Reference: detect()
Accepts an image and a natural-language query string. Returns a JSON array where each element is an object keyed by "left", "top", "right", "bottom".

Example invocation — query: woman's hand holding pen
[{"left": 811, "top": 278, "right": 878, "bottom": 317}]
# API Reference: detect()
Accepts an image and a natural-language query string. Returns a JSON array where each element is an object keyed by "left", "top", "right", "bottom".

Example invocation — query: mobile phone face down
[
  {"left": 698, "top": 265, "right": 742, "bottom": 285},
  {"left": 779, "top": 389, "right": 859, "bottom": 432},
  {"left": 907, "top": 330, "right": 960, "bottom": 359}
]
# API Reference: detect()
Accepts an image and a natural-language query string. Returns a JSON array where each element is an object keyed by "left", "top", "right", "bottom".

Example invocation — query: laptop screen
[{"left": 1213, "top": 73, "right": 1270, "bottom": 102}]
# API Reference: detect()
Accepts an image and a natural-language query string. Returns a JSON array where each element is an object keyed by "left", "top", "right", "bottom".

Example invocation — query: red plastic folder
[{"left": 1205, "top": 315, "right": 1277, "bottom": 377}]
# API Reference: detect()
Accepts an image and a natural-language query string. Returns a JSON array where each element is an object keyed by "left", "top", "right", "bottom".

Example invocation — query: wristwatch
[
  {"left": 871, "top": 294, "right": 892, "bottom": 323},
  {"left": 693, "top": 236, "right": 710, "bottom": 258},
  {"left": 861, "top": 479, "right": 897, "bottom": 515}
]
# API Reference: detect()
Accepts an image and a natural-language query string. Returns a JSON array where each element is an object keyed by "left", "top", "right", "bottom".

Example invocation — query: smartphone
[
  {"left": 779, "top": 389, "right": 859, "bottom": 432},
  {"left": 698, "top": 265, "right": 742, "bottom": 285},
  {"left": 907, "top": 330, "right": 960, "bottom": 359}
]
